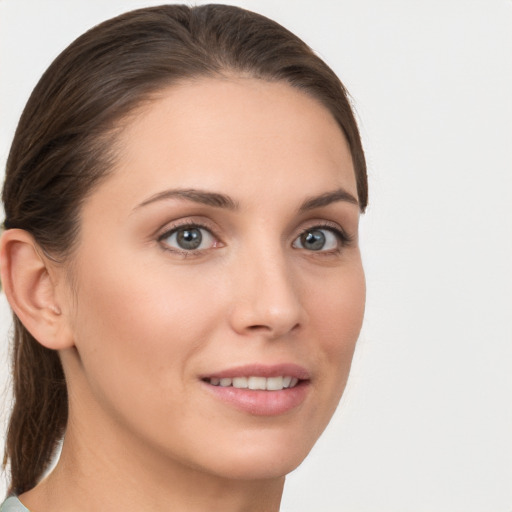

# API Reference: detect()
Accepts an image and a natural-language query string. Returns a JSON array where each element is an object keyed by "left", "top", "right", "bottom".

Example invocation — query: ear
[{"left": 0, "top": 228, "right": 74, "bottom": 350}]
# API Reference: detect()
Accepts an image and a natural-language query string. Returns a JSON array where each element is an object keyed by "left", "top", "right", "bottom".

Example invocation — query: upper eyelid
[
  {"left": 157, "top": 219, "right": 219, "bottom": 240},
  {"left": 295, "top": 220, "right": 350, "bottom": 237}
]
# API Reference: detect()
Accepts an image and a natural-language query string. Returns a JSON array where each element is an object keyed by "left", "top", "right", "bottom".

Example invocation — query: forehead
[{"left": 100, "top": 77, "right": 357, "bottom": 209}]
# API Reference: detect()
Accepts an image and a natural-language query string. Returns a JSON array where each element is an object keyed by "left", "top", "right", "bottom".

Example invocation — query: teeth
[
  {"left": 232, "top": 377, "right": 248, "bottom": 388},
  {"left": 266, "top": 376, "right": 283, "bottom": 391},
  {"left": 282, "top": 376, "right": 292, "bottom": 388},
  {"left": 208, "top": 376, "right": 300, "bottom": 391},
  {"left": 248, "top": 376, "right": 267, "bottom": 390}
]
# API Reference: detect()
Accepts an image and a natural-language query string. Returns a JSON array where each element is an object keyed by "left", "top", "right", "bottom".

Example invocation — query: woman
[{"left": 0, "top": 4, "right": 367, "bottom": 511}]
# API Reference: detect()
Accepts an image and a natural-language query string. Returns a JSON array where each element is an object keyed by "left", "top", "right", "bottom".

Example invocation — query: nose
[{"left": 228, "top": 247, "right": 303, "bottom": 339}]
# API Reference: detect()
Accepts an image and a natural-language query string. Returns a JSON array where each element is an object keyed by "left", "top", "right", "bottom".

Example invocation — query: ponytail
[{"left": 4, "top": 318, "right": 67, "bottom": 495}]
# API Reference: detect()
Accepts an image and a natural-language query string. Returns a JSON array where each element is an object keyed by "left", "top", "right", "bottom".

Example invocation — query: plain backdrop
[{"left": 0, "top": 1, "right": 511, "bottom": 510}]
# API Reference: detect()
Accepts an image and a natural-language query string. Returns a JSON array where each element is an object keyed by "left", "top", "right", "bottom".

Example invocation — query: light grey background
[{"left": 1, "top": 1, "right": 511, "bottom": 510}]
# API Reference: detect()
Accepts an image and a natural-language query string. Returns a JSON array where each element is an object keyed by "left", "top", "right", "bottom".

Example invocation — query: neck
[{"left": 20, "top": 416, "right": 285, "bottom": 512}]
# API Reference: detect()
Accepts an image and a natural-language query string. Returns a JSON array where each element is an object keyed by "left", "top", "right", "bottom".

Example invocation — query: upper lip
[{"left": 201, "top": 363, "right": 310, "bottom": 381}]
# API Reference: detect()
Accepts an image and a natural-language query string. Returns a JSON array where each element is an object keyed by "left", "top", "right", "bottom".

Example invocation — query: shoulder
[{"left": 0, "top": 497, "right": 30, "bottom": 512}]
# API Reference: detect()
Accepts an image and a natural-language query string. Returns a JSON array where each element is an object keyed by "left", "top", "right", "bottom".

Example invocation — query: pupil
[
  {"left": 302, "top": 230, "right": 325, "bottom": 251},
  {"left": 177, "top": 228, "right": 202, "bottom": 250}
]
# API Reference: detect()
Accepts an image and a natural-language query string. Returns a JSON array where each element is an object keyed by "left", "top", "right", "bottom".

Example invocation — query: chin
[
  {"left": 206, "top": 448, "right": 307, "bottom": 481},
  {"left": 183, "top": 424, "right": 322, "bottom": 481}
]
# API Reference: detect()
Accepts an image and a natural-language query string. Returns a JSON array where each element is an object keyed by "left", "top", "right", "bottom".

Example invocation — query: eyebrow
[
  {"left": 298, "top": 189, "right": 359, "bottom": 212},
  {"left": 134, "top": 188, "right": 239, "bottom": 211},
  {"left": 133, "top": 187, "right": 358, "bottom": 212}
]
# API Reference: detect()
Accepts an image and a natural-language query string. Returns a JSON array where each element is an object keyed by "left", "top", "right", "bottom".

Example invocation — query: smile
[
  {"left": 201, "top": 364, "right": 310, "bottom": 416},
  {"left": 205, "top": 376, "right": 300, "bottom": 390}
]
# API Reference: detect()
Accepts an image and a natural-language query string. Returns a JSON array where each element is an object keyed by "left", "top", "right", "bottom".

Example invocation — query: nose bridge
[{"left": 229, "top": 234, "right": 302, "bottom": 338}]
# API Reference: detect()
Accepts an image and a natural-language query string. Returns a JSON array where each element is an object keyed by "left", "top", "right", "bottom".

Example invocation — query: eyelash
[
  {"left": 157, "top": 220, "right": 353, "bottom": 257},
  {"left": 157, "top": 220, "right": 218, "bottom": 257},
  {"left": 299, "top": 222, "right": 354, "bottom": 253}
]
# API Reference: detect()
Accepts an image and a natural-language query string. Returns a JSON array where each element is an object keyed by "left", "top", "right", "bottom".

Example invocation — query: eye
[
  {"left": 292, "top": 227, "right": 343, "bottom": 252},
  {"left": 159, "top": 225, "right": 217, "bottom": 252}
]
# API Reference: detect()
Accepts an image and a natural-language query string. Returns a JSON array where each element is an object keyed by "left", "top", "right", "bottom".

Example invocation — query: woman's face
[{"left": 61, "top": 78, "right": 365, "bottom": 480}]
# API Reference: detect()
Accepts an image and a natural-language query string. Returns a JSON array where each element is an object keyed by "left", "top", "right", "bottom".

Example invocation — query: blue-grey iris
[
  {"left": 301, "top": 230, "right": 326, "bottom": 251},
  {"left": 177, "top": 228, "right": 202, "bottom": 250}
]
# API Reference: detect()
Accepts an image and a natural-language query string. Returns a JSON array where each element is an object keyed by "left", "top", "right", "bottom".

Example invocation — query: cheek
[
  {"left": 68, "top": 251, "right": 219, "bottom": 409},
  {"left": 74, "top": 246, "right": 216, "bottom": 340},
  {"left": 305, "top": 261, "right": 365, "bottom": 396},
  {"left": 307, "top": 260, "right": 365, "bottom": 347}
]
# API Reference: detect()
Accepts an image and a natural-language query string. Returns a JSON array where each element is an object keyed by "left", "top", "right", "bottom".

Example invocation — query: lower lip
[{"left": 202, "top": 381, "right": 309, "bottom": 416}]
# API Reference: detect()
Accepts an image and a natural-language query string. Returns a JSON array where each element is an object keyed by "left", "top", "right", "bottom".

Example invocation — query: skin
[{"left": 10, "top": 77, "right": 365, "bottom": 512}]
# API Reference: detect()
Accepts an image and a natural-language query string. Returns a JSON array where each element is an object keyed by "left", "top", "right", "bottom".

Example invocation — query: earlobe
[{"left": 0, "top": 228, "right": 73, "bottom": 350}]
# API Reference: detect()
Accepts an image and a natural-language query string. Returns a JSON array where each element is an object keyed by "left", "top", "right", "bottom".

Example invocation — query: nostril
[
  {"left": 246, "top": 322, "right": 300, "bottom": 336},
  {"left": 247, "top": 324, "right": 271, "bottom": 331}
]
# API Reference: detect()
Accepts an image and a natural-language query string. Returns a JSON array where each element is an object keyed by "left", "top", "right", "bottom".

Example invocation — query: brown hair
[{"left": 1, "top": 3, "right": 367, "bottom": 495}]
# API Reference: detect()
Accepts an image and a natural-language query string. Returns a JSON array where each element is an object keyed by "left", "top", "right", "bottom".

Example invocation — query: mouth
[
  {"left": 203, "top": 375, "right": 300, "bottom": 391},
  {"left": 200, "top": 364, "right": 310, "bottom": 416}
]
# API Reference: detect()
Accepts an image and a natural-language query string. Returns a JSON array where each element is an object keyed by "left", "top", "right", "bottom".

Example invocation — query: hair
[{"left": 1, "top": 3, "right": 367, "bottom": 496}]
